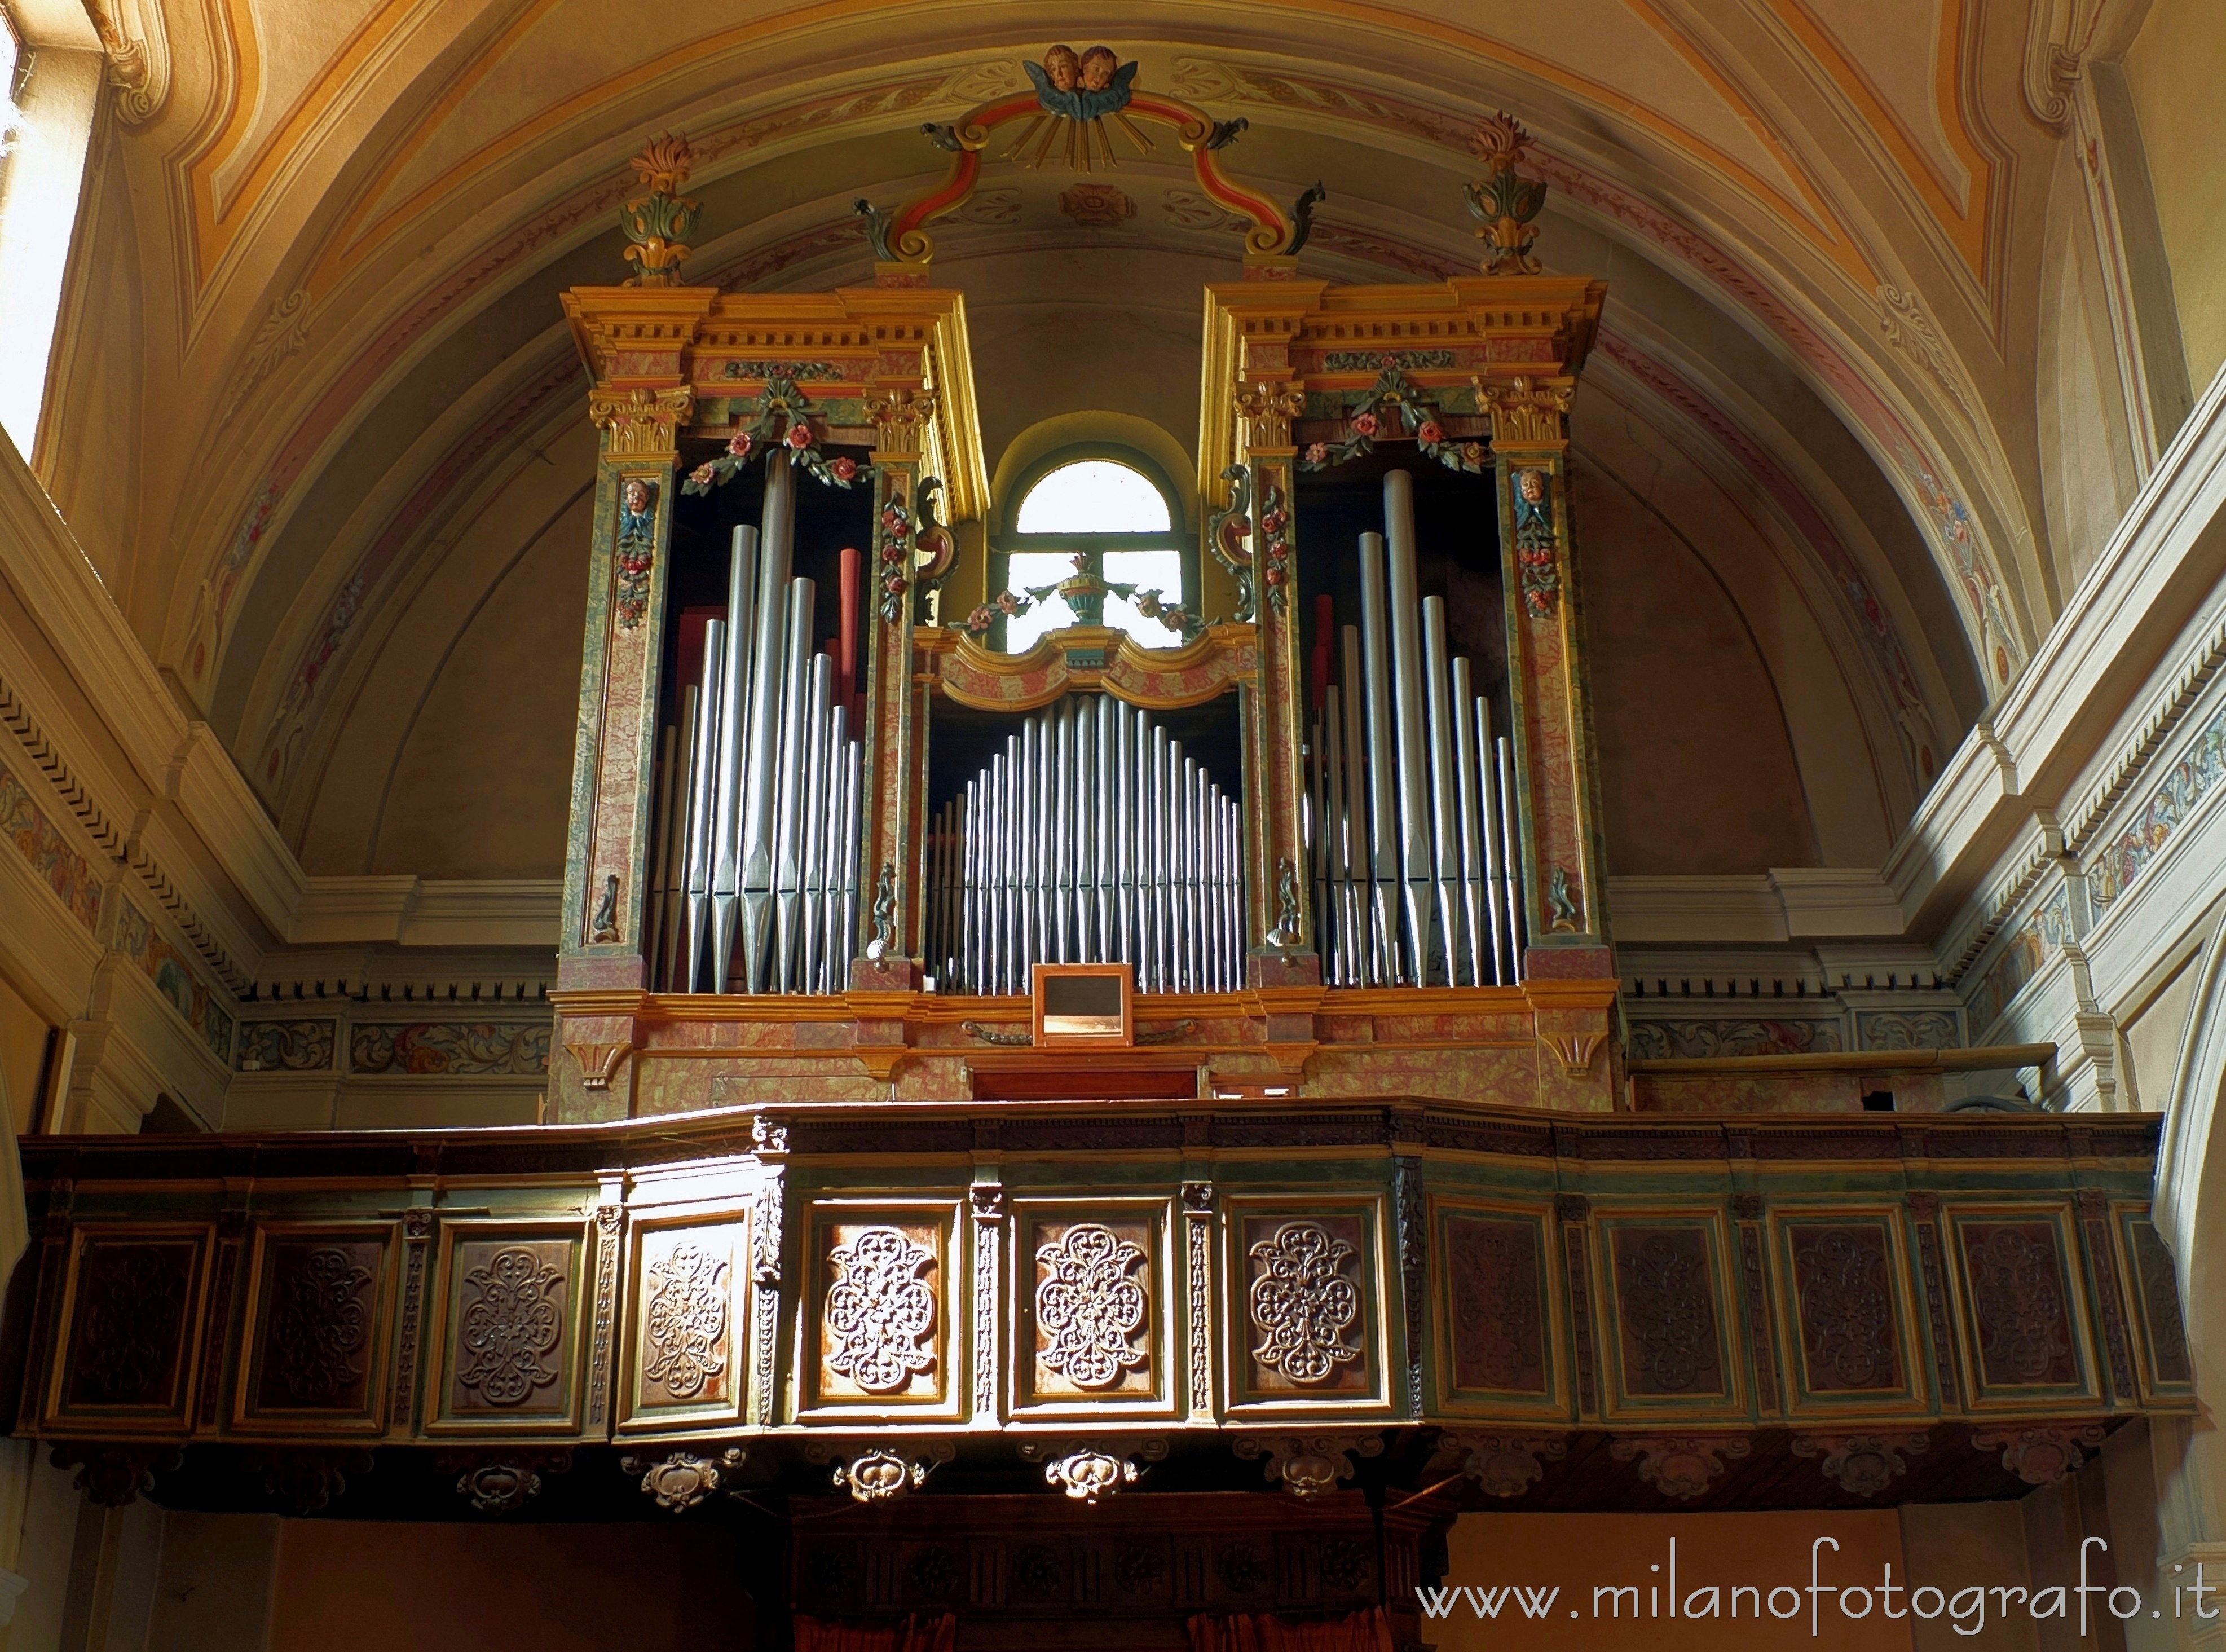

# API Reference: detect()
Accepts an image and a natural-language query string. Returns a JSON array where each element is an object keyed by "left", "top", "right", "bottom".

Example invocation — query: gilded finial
[
  {"left": 1464, "top": 113, "right": 1549, "bottom": 276},
  {"left": 619, "top": 132, "right": 702, "bottom": 286}
]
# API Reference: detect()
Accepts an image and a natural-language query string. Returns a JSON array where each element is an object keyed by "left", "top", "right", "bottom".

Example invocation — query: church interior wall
[
  {"left": 2122, "top": 0, "right": 2226, "bottom": 396},
  {"left": 2, "top": 6, "right": 2225, "bottom": 1641},
  {"left": 2036, "top": 135, "right": 2145, "bottom": 597}
]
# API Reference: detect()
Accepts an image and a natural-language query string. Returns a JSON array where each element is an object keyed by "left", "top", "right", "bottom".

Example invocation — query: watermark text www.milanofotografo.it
[{"left": 1421, "top": 1538, "right": 2223, "bottom": 1638}]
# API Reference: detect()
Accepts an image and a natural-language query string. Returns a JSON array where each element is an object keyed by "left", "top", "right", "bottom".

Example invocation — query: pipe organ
[{"left": 549, "top": 113, "right": 1615, "bottom": 1122}]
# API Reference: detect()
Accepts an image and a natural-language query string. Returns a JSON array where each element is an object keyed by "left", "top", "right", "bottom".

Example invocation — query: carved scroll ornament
[
  {"left": 641, "top": 1241, "right": 730, "bottom": 1402},
  {"left": 456, "top": 1248, "right": 566, "bottom": 1407},
  {"left": 1248, "top": 1221, "right": 1363, "bottom": 1384},
  {"left": 1034, "top": 1224, "right": 1149, "bottom": 1389},
  {"left": 824, "top": 1227, "right": 937, "bottom": 1394}
]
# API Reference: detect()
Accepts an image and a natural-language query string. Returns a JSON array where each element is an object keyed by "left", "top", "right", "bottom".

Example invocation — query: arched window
[{"left": 994, "top": 448, "right": 1192, "bottom": 653}]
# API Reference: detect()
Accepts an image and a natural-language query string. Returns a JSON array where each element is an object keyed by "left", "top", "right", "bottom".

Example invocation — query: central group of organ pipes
[{"left": 648, "top": 460, "right": 1525, "bottom": 995}]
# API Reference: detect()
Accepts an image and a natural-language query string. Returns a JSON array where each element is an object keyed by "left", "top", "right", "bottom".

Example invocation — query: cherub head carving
[
  {"left": 1079, "top": 45, "right": 1118, "bottom": 91},
  {"left": 1517, "top": 469, "right": 1546, "bottom": 505},
  {"left": 621, "top": 477, "right": 651, "bottom": 516},
  {"left": 1043, "top": 44, "right": 1080, "bottom": 91}
]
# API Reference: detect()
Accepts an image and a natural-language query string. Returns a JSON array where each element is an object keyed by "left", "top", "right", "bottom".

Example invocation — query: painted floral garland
[
  {"left": 680, "top": 375, "right": 859, "bottom": 496},
  {"left": 1295, "top": 360, "right": 1489, "bottom": 476}
]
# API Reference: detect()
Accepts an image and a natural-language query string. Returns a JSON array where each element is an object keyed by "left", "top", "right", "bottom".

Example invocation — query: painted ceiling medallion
[{"left": 1059, "top": 183, "right": 1136, "bottom": 228}]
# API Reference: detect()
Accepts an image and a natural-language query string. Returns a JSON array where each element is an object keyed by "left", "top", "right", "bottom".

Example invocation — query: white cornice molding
[
  {"left": 289, "top": 878, "right": 561, "bottom": 948},
  {"left": 1886, "top": 360, "right": 2226, "bottom": 936},
  {"left": 0, "top": 430, "right": 303, "bottom": 961},
  {"left": 1610, "top": 872, "right": 1911, "bottom": 945}
]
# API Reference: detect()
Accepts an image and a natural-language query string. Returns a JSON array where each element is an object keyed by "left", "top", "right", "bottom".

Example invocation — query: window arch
[{"left": 993, "top": 445, "right": 1193, "bottom": 653}]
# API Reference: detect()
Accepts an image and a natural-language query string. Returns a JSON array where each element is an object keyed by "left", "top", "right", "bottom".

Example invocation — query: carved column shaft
[
  {"left": 854, "top": 393, "right": 931, "bottom": 986},
  {"left": 1235, "top": 373, "right": 1317, "bottom": 985},
  {"left": 1488, "top": 380, "right": 1606, "bottom": 957}
]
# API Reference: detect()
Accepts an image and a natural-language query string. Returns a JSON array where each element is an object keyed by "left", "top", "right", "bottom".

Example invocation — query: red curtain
[
  {"left": 1188, "top": 1606, "right": 1396, "bottom": 1652},
  {"left": 793, "top": 1612, "right": 957, "bottom": 1652}
]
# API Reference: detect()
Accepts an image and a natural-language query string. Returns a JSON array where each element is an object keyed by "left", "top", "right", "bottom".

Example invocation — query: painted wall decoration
[
  {"left": 236, "top": 1020, "right": 338, "bottom": 1072},
  {"left": 1855, "top": 1011, "right": 1961, "bottom": 1051},
  {"left": 2090, "top": 697, "right": 2226, "bottom": 906},
  {"left": 116, "top": 898, "right": 235, "bottom": 1064},
  {"left": 350, "top": 1022, "right": 549, "bottom": 1077},
  {"left": 0, "top": 761, "right": 102, "bottom": 931},
  {"left": 1625, "top": 1019, "right": 1842, "bottom": 1060},
  {"left": 1965, "top": 888, "right": 2071, "bottom": 1035}
]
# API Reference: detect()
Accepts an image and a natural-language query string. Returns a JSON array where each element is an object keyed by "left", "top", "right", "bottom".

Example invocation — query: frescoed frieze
[
  {"left": 116, "top": 899, "right": 234, "bottom": 1064},
  {"left": 0, "top": 761, "right": 101, "bottom": 931}
]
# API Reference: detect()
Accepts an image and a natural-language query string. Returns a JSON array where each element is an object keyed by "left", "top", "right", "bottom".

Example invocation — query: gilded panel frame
[
  {"left": 41, "top": 1222, "right": 216, "bottom": 1437},
  {"left": 1590, "top": 1208, "right": 1748, "bottom": 1422},
  {"left": 798, "top": 1198, "right": 963, "bottom": 1422},
  {"left": 1765, "top": 1205, "right": 1928, "bottom": 1418},
  {"left": 1938, "top": 1203, "right": 2101, "bottom": 1412},
  {"left": 230, "top": 1219, "right": 403, "bottom": 1437},
  {"left": 1221, "top": 1194, "right": 1393, "bottom": 1419},
  {"left": 1007, "top": 1193, "right": 1178, "bottom": 1421},
  {"left": 1427, "top": 1196, "right": 1567, "bottom": 1420},
  {"left": 420, "top": 1217, "right": 595, "bottom": 1437}
]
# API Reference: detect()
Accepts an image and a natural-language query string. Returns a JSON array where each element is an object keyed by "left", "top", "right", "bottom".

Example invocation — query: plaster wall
[
  {"left": 265, "top": 1519, "right": 753, "bottom": 1650},
  {"left": 2123, "top": 0, "right": 2226, "bottom": 393},
  {"left": 2036, "top": 138, "right": 2143, "bottom": 594}
]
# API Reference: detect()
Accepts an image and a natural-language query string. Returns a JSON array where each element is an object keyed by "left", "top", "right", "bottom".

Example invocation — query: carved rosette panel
[
  {"left": 1953, "top": 1216, "right": 2085, "bottom": 1397},
  {"left": 1440, "top": 1210, "right": 1549, "bottom": 1401},
  {"left": 1604, "top": 1223, "right": 1733, "bottom": 1409},
  {"left": 440, "top": 1236, "right": 578, "bottom": 1421},
  {"left": 630, "top": 1229, "right": 740, "bottom": 1417},
  {"left": 1238, "top": 1214, "right": 1372, "bottom": 1398},
  {"left": 817, "top": 1219, "right": 944, "bottom": 1404},
  {"left": 55, "top": 1234, "right": 205, "bottom": 1423},
  {"left": 1029, "top": 1218, "right": 1153, "bottom": 1400},
  {"left": 248, "top": 1235, "right": 384, "bottom": 1421},
  {"left": 1783, "top": 1221, "right": 1907, "bottom": 1398}
]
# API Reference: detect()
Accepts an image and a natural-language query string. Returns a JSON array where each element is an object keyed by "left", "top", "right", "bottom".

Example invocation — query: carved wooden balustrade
[{"left": 9, "top": 1104, "right": 2186, "bottom": 1522}]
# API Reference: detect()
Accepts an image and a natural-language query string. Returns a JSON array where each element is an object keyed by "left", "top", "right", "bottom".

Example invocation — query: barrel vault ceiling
[{"left": 34, "top": 0, "right": 2100, "bottom": 883}]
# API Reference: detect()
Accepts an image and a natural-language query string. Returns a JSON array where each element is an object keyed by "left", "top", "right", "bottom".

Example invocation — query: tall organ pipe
[
  {"left": 1451, "top": 657, "right": 1488, "bottom": 988},
  {"left": 770, "top": 576, "right": 816, "bottom": 990},
  {"left": 1421, "top": 595, "right": 1462, "bottom": 985},
  {"left": 1339, "top": 627, "right": 1376, "bottom": 984},
  {"left": 1356, "top": 536, "right": 1402, "bottom": 984},
  {"left": 708, "top": 526, "right": 759, "bottom": 991},
  {"left": 737, "top": 458, "right": 796, "bottom": 990},
  {"left": 682, "top": 621, "right": 725, "bottom": 991},
  {"left": 1383, "top": 470, "right": 1434, "bottom": 986}
]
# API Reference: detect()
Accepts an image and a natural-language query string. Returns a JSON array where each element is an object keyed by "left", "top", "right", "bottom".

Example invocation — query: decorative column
[
  {"left": 1232, "top": 377, "right": 1316, "bottom": 990},
  {"left": 852, "top": 385, "right": 936, "bottom": 993}
]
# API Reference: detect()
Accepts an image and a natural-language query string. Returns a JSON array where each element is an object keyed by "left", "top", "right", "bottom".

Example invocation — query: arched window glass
[
  {"left": 997, "top": 454, "right": 1188, "bottom": 653},
  {"left": 1015, "top": 461, "right": 1172, "bottom": 533}
]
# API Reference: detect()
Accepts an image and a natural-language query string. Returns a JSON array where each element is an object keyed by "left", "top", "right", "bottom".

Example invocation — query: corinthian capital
[{"left": 589, "top": 386, "right": 693, "bottom": 461}]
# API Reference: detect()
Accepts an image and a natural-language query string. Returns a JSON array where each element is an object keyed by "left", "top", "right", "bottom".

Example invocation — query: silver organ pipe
[
  {"left": 655, "top": 458, "right": 866, "bottom": 994},
  {"left": 926, "top": 697, "right": 1246, "bottom": 994},
  {"left": 1355, "top": 535, "right": 1402, "bottom": 984},
  {"left": 1382, "top": 470, "right": 1435, "bottom": 986},
  {"left": 1312, "top": 469, "right": 1529, "bottom": 988},
  {"left": 681, "top": 619, "right": 725, "bottom": 990}
]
